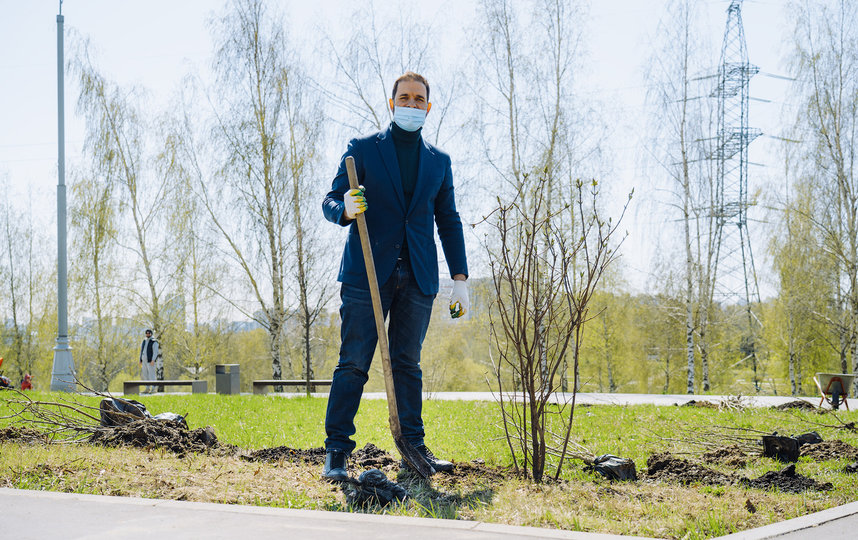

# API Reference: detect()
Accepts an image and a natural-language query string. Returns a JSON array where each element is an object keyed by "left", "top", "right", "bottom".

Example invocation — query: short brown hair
[{"left": 391, "top": 71, "right": 430, "bottom": 101}]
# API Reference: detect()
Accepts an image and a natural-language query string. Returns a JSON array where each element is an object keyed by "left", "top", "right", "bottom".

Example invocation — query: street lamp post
[{"left": 50, "top": 0, "right": 75, "bottom": 392}]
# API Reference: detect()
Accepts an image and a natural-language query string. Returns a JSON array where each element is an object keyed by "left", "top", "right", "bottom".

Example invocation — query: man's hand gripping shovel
[{"left": 344, "top": 156, "right": 435, "bottom": 479}]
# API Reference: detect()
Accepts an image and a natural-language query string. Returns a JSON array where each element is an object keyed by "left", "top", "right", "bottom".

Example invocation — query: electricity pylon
[{"left": 710, "top": 0, "right": 763, "bottom": 391}]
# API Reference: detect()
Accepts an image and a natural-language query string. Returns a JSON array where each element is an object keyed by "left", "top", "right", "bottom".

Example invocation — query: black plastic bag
[
  {"left": 589, "top": 454, "right": 638, "bottom": 481},
  {"left": 345, "top": 469, "right": 408, "bottom": 507},
  {"left": 762, "top": 435, "right": 799, "bottom": 462},
  {"left": 795, "top": 431, "right": 823, "bottom": 446},
  {"left": 99, "top": 397, "right": 150, "bottom": 426},
  {"left": 100, "top": 398, "right": 187, "bottom": 428}
]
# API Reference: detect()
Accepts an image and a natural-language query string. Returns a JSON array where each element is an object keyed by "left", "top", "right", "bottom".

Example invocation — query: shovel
[{"left": 344, "top": 156, "right": 435, "bottom": 479}]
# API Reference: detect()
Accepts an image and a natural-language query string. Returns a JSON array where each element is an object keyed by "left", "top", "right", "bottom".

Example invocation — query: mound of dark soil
[
  {"left": 0, "top": 426, "right": 50, "bottom": 444},
  {"left": 89, "top": 419, "right": 219, "bottom": 456},
  {"left": 646, "top": 452, "right": 734, "bottom": 486},
  {"left": 353, "top": 443, "right": 399, "bottom": 469},
  {"left": 703, "top": 445, "right": 749, "bottom": 468},
  {"left": 772, "top": 400, "right": 816, "bottom": 411},
  {"left": 740, "top": 464, "right": 832, "bottom": 493},
  {"left": 440, "top": 460, "right": 509, "bottom": 483},
  {"left": 243, "top": 442, "right": 507, "bottom": 485},
  {"left": 243, "top": 445, "right": 326, "bottom": 465},
  {"left": 243, "top": 442, "right": 395, "bottom": 468},
  {"left": 800, "top": 440, "right": 858, "bottom": 461},
  {"left": 681, "top": 400, "right": 719, "bottom": 409}
]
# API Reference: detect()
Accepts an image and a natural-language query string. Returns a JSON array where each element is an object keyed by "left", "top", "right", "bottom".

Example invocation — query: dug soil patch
[
  {"left": 740, "top": 464, "right": 832, "bottom": 493},
  {"left": 646, "top": 452, "right": 734, "bottom": 486},
  {"left": 772, "top": 400, "right": 816, "bottom": 411},
  {"left": 244, "top": 442, "right": 508, "bottom": 484},
  {"left": 703, "top": 444, "right": 750, "bottom": 468},
  {"left": 800, "top": 440, "right": 858, "bottom": 461},
  {"left": 436, "top": 460, "right": 509, "bottom": 485},
  {"left": 242, "top": 443, "right": 396, "bottom": 468},
  {"left": 0, "top": 426, "right": 49, "bottom": 444},
  {"left": 243, "top": 445, "right": 326, "bottom": 465},
  {"left": 353, "top": 443, "right": 399, "bottom": 469},
  {"left": 648, "top": 452, "right": 834, "bottom": 493},
  {"left": 88, "top": 419, "right": 223, "bottom": 456},
  {"left": 681, "top": 400, "right": 719, "bottom": 409}
]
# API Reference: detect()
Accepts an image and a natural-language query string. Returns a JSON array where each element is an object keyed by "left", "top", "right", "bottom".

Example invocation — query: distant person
[
  {"left": 20, "top": 373, "right": 32, "bottom": 391},
  {"left": 140, "top": 329, "right": 159, "bottom": 393}
]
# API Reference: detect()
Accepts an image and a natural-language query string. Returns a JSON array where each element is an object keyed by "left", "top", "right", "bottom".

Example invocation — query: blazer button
[{"left": 394, "top": 243, "right": 401, "bottom": 249}]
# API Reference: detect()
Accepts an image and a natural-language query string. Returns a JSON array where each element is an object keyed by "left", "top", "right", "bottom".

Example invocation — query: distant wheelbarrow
[{"left": 813, "top": 373, "right": 855, "bottom": 411}]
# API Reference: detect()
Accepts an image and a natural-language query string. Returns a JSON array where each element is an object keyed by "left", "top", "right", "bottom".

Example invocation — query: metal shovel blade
[{"left": 396, "top": 438, "right": 436, "bottom": 479}]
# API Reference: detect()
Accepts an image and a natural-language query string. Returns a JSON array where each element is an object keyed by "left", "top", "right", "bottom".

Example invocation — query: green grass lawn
[{"left": 2, "top": 390, "right": 858, "bottom": 539}]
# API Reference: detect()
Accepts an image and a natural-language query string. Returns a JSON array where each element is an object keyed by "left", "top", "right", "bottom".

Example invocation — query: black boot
[
  {"left": 324, "top": 450, "right": 349, "bottom": 482},
  {"left": 402, "top": 444, "right": 454, "bottom": 473}
]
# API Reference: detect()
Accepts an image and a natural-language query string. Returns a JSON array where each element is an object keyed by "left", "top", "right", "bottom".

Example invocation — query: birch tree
[
  {"left": 204, "top": 0, "right": 329, "bottom": 384},
  {"left": 0, "top": 188, "right": 50, "bottom": 384},
  {"left": 73, "top": 44, "right": 172, "bottom": 381},
  {"left": 158, "top": 104, "right": 232, "bottom": 381},
  {"left": 645, "top": 0, "right": 720, "bottom": 393},
  {"left": 70, "top": 170, "right": 126, "bottom": 391},
  {"left": 768, "top": 177, "right": 830, "bottom": 395},
  {"left": 790, "top": 0, "right": 858, "bottom": 389}
]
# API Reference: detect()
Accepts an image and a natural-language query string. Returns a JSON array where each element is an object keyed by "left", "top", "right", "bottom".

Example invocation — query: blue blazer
[{"left": 323, "top": 125, "right": 468, "bottom": 296}]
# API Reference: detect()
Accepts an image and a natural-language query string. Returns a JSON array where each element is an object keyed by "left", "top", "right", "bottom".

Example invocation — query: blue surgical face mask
[{"left": 393, "top": 106, "right": 426, "bottom": 132}]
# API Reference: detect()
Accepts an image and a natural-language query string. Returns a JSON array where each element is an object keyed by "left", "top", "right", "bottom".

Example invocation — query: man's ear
[
  {"left": 389, "top": 98, "right": 394, "bottom": 112},
  {"left": 426, "top": 102, "right": 432, "bottom": 114}
]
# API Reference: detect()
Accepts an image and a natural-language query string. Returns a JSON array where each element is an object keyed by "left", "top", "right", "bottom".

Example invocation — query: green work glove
[
  {"left": 449, "top": 279, "right": 469, "bottom": 319},
  {"left": 344, "top": 186, "right": 367, "bottom": 220}
]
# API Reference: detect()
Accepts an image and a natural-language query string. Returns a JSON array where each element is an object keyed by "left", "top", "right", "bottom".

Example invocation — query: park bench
[
  {"left": 252, "top": 379, "right": 333, "bottom": 395},
  {"left": 124, "top": 379, "right": 208, "bottom": 395}
]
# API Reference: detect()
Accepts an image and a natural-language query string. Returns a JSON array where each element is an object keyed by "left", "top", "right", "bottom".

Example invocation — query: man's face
[
  {"left": 389, "top": 80, "right": 431, "bottom": 114},
  {"left": 145, "top": 331, "right": 152, "bottom": 338}
]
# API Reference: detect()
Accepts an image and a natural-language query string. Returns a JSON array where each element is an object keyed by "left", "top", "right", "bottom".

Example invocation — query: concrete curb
[{"left": 715, "top": 500, "right": 858, "bottom": 539}]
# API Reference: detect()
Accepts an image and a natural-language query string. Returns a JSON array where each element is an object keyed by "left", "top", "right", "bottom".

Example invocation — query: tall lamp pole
[{"left": 51, "top": 0, "right": 75, "bottom": 391}]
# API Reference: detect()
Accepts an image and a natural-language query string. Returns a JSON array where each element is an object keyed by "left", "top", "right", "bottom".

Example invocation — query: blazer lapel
[
  {"left": 376, "top": 128, "right": 406, "bottom": 211},
  {"left": 408, "top": 139, "right": 435, "bottom": 215}
]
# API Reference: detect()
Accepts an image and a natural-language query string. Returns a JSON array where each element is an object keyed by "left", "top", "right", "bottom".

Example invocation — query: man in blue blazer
[{"left": 321, "top": 72, "right": 469, "bottom": 481}]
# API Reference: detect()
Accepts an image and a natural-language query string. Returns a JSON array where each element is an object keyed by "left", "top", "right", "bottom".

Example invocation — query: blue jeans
[{"left": 325, "top": 259, "right": 435, "bottom": 454}]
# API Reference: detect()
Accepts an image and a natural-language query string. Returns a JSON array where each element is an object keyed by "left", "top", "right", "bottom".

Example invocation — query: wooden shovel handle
[{"left": 344, "top": 156, "right": 402, "bottom": 439}]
